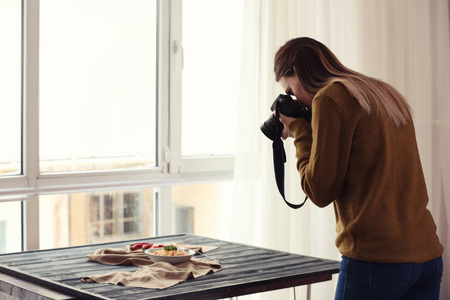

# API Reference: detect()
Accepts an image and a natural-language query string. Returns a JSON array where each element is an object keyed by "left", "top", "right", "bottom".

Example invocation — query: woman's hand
[{"left": 278, "top": 112, "right": 296, "bottom": 139}]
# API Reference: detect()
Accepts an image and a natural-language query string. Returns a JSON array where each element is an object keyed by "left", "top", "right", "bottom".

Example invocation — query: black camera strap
[
  {"left": 272, "top": 109, "right": 308, "bottom": 209},
  {"left": 272, "top": 138, "right": 308, "bottom": 209}
]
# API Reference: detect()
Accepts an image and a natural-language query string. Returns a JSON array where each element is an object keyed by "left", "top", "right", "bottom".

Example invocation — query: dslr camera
[
  {"left": 260, "top": 94, "right": 311, "bottom": 209},
  {"left": 260, "top": 94, "right": 311, "bottom": 141}
]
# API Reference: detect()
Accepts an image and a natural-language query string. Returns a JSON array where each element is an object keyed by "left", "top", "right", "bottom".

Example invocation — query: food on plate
[
  {"left": 141, "top": 244, "right": 152, "bottom": 250},
  {"left": 143, "top": 244, "right": 164, "bottom": 250},
  {"left": 129, "top": 243, "right": 165, "bottom": 250},
  {"left": 130, "top": 242, "right": 152, "bottom": 250},
  {"left": 153, "top": 246, "right": 186, "bottom": 256}
]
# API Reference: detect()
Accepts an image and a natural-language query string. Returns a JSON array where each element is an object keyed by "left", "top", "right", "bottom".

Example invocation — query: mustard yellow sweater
[{"left": 289, "top": 82, "right": 443, "bottom": 263}]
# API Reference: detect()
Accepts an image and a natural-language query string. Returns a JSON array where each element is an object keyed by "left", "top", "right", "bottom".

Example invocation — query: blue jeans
[{"left": 335, "top": 255, "right": 443, "bottom": 300}]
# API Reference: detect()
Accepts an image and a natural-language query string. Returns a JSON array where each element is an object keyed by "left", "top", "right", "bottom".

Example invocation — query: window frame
[
  {"left": 0, "top": 0, "right": 234, "bottom": 251},
  {"left": 168, "top": 0, "right": 235, "bottom": 175}
]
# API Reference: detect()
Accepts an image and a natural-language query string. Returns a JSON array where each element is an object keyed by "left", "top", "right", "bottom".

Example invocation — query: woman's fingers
[{"left": 279, "top": 112, "right": 295, "bottom": 139}]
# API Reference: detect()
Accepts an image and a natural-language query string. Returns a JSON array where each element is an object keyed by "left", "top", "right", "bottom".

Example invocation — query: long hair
[{"left": 274, "top": 37, "right": 411, "bottom": 126}]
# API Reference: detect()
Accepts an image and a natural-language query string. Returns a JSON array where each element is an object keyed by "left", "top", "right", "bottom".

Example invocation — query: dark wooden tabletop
[{"left": 0, "top": 234, "right": 340, "bottom": 300}]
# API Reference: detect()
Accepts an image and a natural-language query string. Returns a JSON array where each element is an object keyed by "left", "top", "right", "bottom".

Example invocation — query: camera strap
[{"left": 272, "top": 137, "right": 308, "bottom": 209}]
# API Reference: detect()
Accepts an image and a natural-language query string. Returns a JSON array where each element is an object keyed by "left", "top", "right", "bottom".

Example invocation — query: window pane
[
  {"left": 171, "top": 182, "right": 233, "bottom": 238},
  {"left": 39, "top": 188, "right": 154, "bottom": 249},
  {"left": 39, "top": 0, "right": 158, "bottom": 173},
  {"left": 0, "top": 1, "right": 21, "bottom": 176},
  {"left": 0, "top": 201, "right": 22, "bottom": 254},
  {"left": 181, "top": 0, "right": 243, "bottom": 156}
]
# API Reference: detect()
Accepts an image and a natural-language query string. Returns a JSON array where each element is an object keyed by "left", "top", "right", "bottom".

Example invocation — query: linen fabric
[{"left": 82, "top": 244, "right": 221, "bottom": 289}]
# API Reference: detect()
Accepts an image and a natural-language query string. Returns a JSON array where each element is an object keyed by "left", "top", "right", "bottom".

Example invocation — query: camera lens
[{"left": 260, "top": 114, "right": 283, "bottom": 141}]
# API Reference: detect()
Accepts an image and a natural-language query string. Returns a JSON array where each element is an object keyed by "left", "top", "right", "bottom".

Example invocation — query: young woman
[{"left": 274, "top": 37, "right": 443, "bottom": 300}]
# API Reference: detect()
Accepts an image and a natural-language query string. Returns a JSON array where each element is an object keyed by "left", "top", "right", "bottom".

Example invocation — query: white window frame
[
  {"left": 0, "top": 0, "right": 234, "bottom": 251},
  {"left": 167, "top": 0, "right": 235, "bottom": 175}
]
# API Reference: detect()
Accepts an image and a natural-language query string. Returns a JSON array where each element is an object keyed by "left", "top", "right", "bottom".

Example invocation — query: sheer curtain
[{"left": 231, "top": 1, "right": 450, "bottom": 299}]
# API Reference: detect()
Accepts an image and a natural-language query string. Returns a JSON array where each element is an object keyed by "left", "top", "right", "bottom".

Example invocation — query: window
[
  {"left": 89, "top": 192, "right": 146, "bottom": 239},
  {"left": 0, "top": 0, "right": 241, "bottom": 252},
  {"left": 0, "top": 221, "right": 5, "bottom": 253},
  {"left": 39, "top": 0, "right": 158, "bottom": 173},
  {"left": 181, "top": 0, "right": 243, "bottom": 157},
  {"left": 171, "top": 181, "right": 234, "bottom": 239},
  {"left": 123, "top": 193, "right": 141, "bottom": 234},
  {"left": 39, "top": 188, "right": 154, "bottom": 249},
  {"left": 0, "top": 201, "right": 22, "bottom": 254},
  {"left": 0, "top": 1, "right": 22, "bottom": 176}
]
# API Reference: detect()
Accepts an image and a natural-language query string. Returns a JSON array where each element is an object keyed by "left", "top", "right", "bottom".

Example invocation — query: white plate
[{"left": 145, "top": 248, "right": 195, "bottom": 264}]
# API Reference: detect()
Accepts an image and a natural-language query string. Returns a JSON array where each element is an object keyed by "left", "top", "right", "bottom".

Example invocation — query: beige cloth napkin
[
  {"left": 82, "top": 243, "right": 221, "bottom": 289},
  {"left": 176, "top": 242, "right": 219, "bottom": 254}
]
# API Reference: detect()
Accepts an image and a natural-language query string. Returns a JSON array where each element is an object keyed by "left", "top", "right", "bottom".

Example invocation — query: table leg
[{"left": 306, "top": 284, "right": 311, "bottom": 300}]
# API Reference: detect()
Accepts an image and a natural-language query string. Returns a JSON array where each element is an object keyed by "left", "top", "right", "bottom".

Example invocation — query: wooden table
[{"left": 0, "top": 234, "right": 340, "bottom": 300}]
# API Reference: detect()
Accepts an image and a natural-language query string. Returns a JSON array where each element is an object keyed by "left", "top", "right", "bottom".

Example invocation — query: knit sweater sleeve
[{"left": 289, "top": 95, "right": 354, "bottom": 207}]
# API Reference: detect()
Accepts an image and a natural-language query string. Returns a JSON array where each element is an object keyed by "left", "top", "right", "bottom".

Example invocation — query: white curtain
[{"left": 231, "top": 1, "right": 450, "bottom": 299}]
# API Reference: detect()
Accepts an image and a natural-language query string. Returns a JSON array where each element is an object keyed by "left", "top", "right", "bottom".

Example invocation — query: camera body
[{"left": 260, "top": 94, "right": 311, "bottom": 141}]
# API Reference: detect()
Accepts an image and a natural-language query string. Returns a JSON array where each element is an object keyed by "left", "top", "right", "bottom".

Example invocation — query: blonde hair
[{"left": 274, "top": 37, "right": 411, "bottom": 126}]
